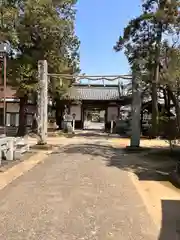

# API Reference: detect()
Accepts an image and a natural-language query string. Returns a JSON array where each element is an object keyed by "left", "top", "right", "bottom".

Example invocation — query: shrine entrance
[
  {"left": 43, "top": 61, "right": 132, "bottom": 134},
  {"left": 83, "top": 107, "right": 106, "bottom": 130},
  {"left": 53, "top": 84, "right": 132, "bottom": 133}
]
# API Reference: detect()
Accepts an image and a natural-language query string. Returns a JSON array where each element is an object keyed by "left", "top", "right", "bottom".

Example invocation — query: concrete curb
[
  {"left": 128, "top": 171, "right": 161, "bottom": 229},
  {"left": 128, "top": 171, "right": 180, "bottom": 231},
  {"left": 0, "top": 150, "right": 52, "bottom": 191}
]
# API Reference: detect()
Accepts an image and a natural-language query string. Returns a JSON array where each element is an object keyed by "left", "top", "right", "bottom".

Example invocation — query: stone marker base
[
  {"left": 30, "top": 144, "right": 54, "bottom": 151},
  {"left": 15, "top": 144, "right": 29, "bottom": 160},
  {"left": 169, "top": 171, "right": 180, "bottom": 189},
  {"left": 57, "top": 131, "right": 75, "bottom": 138},
  {"left": 125, "top": 146, "right": 149, "bottom": 153},
  {"left": 48, "top": 132, "right": 60, "bottom": 137}
]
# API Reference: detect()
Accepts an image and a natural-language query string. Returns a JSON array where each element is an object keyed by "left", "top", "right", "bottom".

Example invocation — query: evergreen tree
[
  {"left": 0, "top": 0, "right": 80, "bottom": 135},
  {"left": 114, "top": 0, "right": 179, "bottom": 137}
]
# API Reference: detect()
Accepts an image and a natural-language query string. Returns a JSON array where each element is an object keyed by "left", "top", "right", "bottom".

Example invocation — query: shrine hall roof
[{"left": 63, "top": 84, "right": 121, "bottom": 101}]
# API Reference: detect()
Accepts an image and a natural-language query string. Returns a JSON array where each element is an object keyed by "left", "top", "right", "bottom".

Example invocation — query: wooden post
[
  {"left": 130, "top": 71, "right": 141, "bottom": 147},
  {"left": 37, "top": 60, "right": 48, "bottom": 145}
]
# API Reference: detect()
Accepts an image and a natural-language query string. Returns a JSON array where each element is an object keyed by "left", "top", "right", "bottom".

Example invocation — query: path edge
[
  {"left": 128, "top": 171, "right": 161, "bottom": 230},
  {"left": 0, "top": 151, "right": 52, "bottom": 191}
]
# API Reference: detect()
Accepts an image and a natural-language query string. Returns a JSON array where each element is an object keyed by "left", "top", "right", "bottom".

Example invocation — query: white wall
[
  {"left": 6, "top": 103, "right": 19, "bottom": 113},
  {"left": 100, "top": 110, "right": 105, "bottom": 118},
  {"left": 107, "top": 106, "right": 118, "bottom": 122},
  {"left": 6, "top": 113, "right": 19, "bottom": 126},
  {"left": 6, "top": 103, "right": 19, "bottom": 126},
  {"left": 70, "top": 105, "right": 81, "bottom": 121}
]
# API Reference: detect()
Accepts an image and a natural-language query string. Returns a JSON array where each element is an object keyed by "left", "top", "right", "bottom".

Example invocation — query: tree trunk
[
  {"left": 151, "top": 81, "right": 159, "bottom": 138},
  {"left": 163, "top": 88, "right": 168, "bottom": 110},
  {"left": 55, "top": 99, "right": 63, "bottom": 129},
  {"left": 167, "top": 87, "right": 171, "bottom": 113},
  {"left": 55, "top": 99, "right": 59, "bottom": 128},
  {"left": 130, "top": 68, "right": 142, "bottom": 147},
  {"left": 151, "top": 52, "right": 160, "bottom": 138},
  {"left": 151, "top": 19, "right": 163, "bottom": 138},
  {"left": 17, "top": 95, "right": 28, "bottom": 136}
]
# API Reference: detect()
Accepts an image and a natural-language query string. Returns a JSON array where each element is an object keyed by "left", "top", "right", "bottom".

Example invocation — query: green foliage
[
  {"left": 114, "top": 0, "right": 179, "bottom": 71},
  {"left": 114, "top": 0, "right": 180, "bottom": 138},
  {"left": 114, "top": 0, "right": 180, "bottom": 94},
  {"left": 0, "top": 0, "right": 80, "bottom": 97},
  {"left": 159, "top": 41, "right": 180, "bottom": 88}
]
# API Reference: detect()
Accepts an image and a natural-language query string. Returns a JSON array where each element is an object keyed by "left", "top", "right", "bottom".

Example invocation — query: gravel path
[{"left": 0, "top": 137, "right": 158, "bottom": 239}]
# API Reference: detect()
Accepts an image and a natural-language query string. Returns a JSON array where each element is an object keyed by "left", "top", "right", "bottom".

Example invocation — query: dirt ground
[
  {"left": 109, "top": 137, "right": 180, "bottom": 238},
  {"left": 0, "top": 136, "right": 158, "bottom": 240},
  {"left": 1, "top": 133, "right": 180, "bottom": 239}
]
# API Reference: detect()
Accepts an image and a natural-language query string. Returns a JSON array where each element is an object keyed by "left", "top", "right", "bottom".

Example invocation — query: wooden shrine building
[{"left": 55, "top": 83, "right": 131, "bottom": 131}]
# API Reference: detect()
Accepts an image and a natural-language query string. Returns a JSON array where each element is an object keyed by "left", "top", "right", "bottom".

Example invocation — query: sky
[{"left": 75, "top": 0, "right": 142, "bottom": 79}]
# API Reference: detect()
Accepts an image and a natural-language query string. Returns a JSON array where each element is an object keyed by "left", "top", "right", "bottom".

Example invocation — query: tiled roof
[{"left": 63, "top": 85, "right": 121, "bottom": 100}]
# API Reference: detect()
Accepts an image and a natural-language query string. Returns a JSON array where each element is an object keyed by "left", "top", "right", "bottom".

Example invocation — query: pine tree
[{"left": 114, "top": 0, "right": 179, "bottom": 138}]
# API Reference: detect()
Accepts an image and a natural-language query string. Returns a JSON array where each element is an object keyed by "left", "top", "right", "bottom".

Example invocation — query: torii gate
[{"left": 37, "top": 60, "right": 141, "bottom": 147}]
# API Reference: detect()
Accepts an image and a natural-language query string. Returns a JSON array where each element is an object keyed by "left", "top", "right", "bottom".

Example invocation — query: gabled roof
[{"left": 63, "top": 84, "right": 121, "bottom": 100}]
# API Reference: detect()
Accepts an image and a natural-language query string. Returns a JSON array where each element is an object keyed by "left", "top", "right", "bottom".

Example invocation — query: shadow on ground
[
  {"left": 57, "top": 142, "right": 180, "bottom": 239},
  {"left": 158, "top": 200, "right": 180, "bottom": 240},
  {"left": 61, "top": 143, "right": 180, "bottom": 239},
  {"left": 48, "top": 130, "right": 122, "bottom": 139},
  {"left": 70, "top": 130, "right": 120, "bottom": 139},
  {"left": 61, "top": 143, "right": 178, "bottom": 182}
]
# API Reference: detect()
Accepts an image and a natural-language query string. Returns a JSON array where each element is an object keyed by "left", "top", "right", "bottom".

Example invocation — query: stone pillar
[
  {"left": 37, "top": 60, "right": 48, "bottom": 145},
  {"left": 110, "top": 120, "right": 114, "bottom": 134},
  {"left": 130, "top": 72, "right": 141, "bottom": 147},
  {"left": 72, "top": 113, "right": 76, "bottom": 132},
  {"left": 6, "top": 138, "right": 14, "bottom": 161}
]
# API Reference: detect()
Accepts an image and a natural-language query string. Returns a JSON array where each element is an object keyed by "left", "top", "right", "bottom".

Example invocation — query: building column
[
  {"left": 15, "top": 114, "right": 19, "bottom": 127},
  {"left": 6, "top": 113, "right": 10, "bottom": 126}
]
